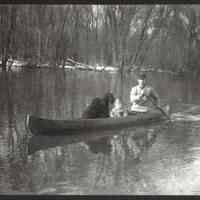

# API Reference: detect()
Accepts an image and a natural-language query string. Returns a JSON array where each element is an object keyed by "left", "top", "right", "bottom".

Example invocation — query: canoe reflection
[
  {"left": 28, "top": 129, "right": 121, "bottom": 155},
  {"left": 86, "top": 137, "right": 112, "bottom": 154},
  {"left": 28, "top": 126, "right": 161, "bottom": 157}
]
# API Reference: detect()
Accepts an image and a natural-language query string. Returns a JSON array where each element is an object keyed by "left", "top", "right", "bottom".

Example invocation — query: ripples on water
[{"left": 1, "top": 69, "right": 200, "bottom": 194}]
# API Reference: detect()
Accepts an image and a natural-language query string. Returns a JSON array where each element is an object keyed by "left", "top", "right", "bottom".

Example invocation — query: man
[{"left": 130, "top": 73, "right": 160, "bottom": 112}]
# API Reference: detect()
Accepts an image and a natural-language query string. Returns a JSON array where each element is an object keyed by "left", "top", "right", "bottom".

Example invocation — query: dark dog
[
  {"left": 82, "top": 92, "right": 115, "bottom": 154},
  {"left": 82, "top": 92, "right": 115, "bottom": 118}
]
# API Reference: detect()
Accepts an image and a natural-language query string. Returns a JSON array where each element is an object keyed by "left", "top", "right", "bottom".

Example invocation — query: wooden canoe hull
[{"left": 25, "top": 110, "right": 166, "bottom": 136}]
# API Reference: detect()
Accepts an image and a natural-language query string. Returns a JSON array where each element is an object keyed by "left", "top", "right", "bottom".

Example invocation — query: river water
[{"left": 1, "top": 68, "right": 200, "bottom": 194}]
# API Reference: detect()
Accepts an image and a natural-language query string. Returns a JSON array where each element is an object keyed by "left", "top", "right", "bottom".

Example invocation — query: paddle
[{"left": 144, "top": 95, "right": 171, "bottom": 120}]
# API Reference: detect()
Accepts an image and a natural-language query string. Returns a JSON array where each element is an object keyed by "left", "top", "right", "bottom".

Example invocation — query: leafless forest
[{"left": 1, "top": 4, "right": 200, "bottom": 73}]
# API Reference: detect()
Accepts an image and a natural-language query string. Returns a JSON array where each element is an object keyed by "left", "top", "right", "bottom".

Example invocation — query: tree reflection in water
[
  {"left": 25, "top": 124, "right": 162, "bottom": 194},
  {"left": 85, "top": 127, "right": 159, "bottom": 159},
  {"left": 82, "top": 126, "right": 161, "bottom": 189}
]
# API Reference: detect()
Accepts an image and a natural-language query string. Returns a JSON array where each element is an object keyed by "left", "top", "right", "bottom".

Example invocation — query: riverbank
[{"left": 0, "top": 58, "right": 192, "bottom": 78}]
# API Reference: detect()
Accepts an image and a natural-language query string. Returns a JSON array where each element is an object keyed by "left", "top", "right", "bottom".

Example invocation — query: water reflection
[
  {"left": 86, "top": 137, "right": 112, "bottom": 155},
  {"left": 1, "top": 69, "right": 200, "bottom": 194},
  {"left": 26, "top": 123, "right": 166, "bottom": 194},
  {"left": 28, "top": 124, "right": 164, "bottom": 155}
]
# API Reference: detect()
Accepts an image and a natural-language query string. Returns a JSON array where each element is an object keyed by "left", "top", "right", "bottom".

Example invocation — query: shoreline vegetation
[
  {"left": 1, "top": 5, "right": 200, "bottom": 79},
  {"left": 0, "top": 57, "right": 190, "bottom": 78}
]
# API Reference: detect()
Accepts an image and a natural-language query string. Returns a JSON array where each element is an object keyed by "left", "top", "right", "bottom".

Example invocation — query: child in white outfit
[{"left": 110, "top": 99, "right": 127, "bottom": 117}]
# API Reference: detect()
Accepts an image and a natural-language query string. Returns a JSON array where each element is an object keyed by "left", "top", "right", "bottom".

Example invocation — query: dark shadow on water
[
  {"left": 28, "top": 129, "right": 123, "bottom": 155},
  {"left": 28, "top": 122, "right": 165, "bottom": 156},
  {"left": 86, "top": 137, "right": 112, "bottom": 155}
]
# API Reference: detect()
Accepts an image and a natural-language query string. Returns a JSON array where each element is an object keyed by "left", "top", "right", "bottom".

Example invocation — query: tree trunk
[
  {"left": 86, "top": 20, "right": 89, "bottom": 65},
  {"left": 127, "top": 6, "right": 154, "bottom": 70},
  {"left": 38, "top": 29, "right": 41, "bottom": 64},
  {"left": 187, "top": 8, "right": 196, "bottom": 69},
  {"left": 73, "top": 6, "right": 80, "bottom": 62},
  {"left": 133, "top": 7, "right": 154, "bottom": 66},
  {"left": 1, "top": 6, "right": 16, "bottom": 71}
]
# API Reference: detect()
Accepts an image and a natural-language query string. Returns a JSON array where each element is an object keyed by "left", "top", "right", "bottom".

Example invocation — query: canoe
[{"left": 25, "top": 109, "right": 167, "bottom": 136}]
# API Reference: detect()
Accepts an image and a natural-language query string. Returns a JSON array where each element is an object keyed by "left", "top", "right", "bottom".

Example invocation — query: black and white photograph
[{"left": 1, "top": 3, "right": 200, "bottom": 195}]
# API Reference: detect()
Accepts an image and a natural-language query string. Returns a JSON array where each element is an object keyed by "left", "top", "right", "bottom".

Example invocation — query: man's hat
[{"left": 137, "top": 73, "right": 146, "bottom": 80}]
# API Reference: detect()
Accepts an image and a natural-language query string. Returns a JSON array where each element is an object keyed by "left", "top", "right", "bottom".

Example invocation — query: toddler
[{"left": 110, "top": 99, "right": 127, "bottom": 117}]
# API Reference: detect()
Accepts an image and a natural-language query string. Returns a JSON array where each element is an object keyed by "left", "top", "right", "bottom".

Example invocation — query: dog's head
[{"left": 103, "top": 92, "right": 115, "bottom": 106}]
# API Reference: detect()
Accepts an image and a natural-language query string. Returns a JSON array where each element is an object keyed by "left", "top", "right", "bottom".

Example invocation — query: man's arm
[{"left": 149, "top": 87, "right": 160, "bottom": 106}]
